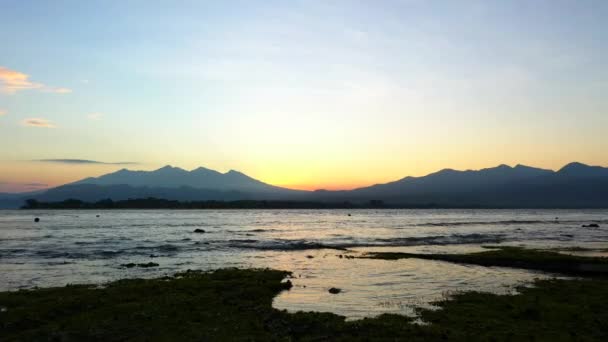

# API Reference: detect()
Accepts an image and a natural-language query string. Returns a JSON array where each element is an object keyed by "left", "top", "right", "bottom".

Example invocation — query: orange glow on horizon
[
  {"left": 2, "top": 156, "right": 608, "bottom": 194},
  {"left": 273, "top": 182, "right": 370, "bottom": 191}
]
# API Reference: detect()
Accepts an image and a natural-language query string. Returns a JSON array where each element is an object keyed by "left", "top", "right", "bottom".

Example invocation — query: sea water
[{"left": 1, "top": 209, "right": 606, "bottom": 318}]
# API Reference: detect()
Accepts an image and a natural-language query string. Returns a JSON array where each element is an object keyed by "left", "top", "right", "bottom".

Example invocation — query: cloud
[
  {"left": 44, "top": 87, "right": 72, "bottom": 94},
  {"left": 0, "top": 181, "right": 49, "bottom": 192},
  {"left": 22, "top": 118, "right": 56, "bottom": 128},
  {"left": 0, "top": 66, "right": 71, "bottom": 94},
  {"left": 34, "top": 159, "right": 139, "bottom": 165},
  {"left": 0, "top": 67, "right": 42, "bottom": 93},
  {"left": 23, "top": 182, "right": 48, "bottom": 187},
  {"left": 0, "top": 109, "right": 6, "bottom": 116},
  {"left": 87, "top": 112, "right": 103, "bottom": 120}
]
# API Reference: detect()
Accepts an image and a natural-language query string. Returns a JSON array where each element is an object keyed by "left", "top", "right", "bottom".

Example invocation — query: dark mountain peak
[
  {"left": 511, "top": 164, "right": 554, "bottom": 177},
  {"left": 191, "top": 166, "right": 221, "bottom": 175},
  {"left": 430, "top": 168, "right": 459, "bottom": 177},
  {"left": 224, "top": 169, "right": 257, "bottom": 181},
  {"left": 154, "top": 165, "right": 188, "bottom": 175},
  {"left": 480, "top": 164, "right": 512, "bottom": 173},
  {"left": 108, "top": 168, "right": 131, "bottom": 174},
  {"left": 558, "top": 162, "right": 608, "bottom": 178},
  {"left": 156, "top": 165, "right": 181, "bottom": 171},
  {"left": 559, "top": 162, "right": 590, "bottom": 172},
  {"left": 225, "top": 169, "right": 245, "bottom": 176}
]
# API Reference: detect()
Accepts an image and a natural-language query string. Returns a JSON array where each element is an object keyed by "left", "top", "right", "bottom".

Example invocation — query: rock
[
  {"left": 96, "top": 215, "right": 100, "bottom": 218},
  {"left": 193, "top": 229, "right": 206, "bottom": 233},
  {"left": 34, "top": 217, "right": 40, "bottom": 222},
  {"left": 347, "top": 214, "right": 352, "bottom": 216},
  {"left": 306, "top": 255, "right": 314, "bottom": 259},
  {"left": 582, "top": 224, "right": 600, "bottom": 228},
  {"left": 328, "top": 287, "right": 341, "bottom": 294}
]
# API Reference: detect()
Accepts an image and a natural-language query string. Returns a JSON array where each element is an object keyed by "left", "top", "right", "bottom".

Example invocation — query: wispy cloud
[
  {"left": 44, "top": 87, "right": 72, "bottom": 94},
  {"left": 0, "top": 109, "right": 6, "bottom": 116},
  {"left": 33, "top": 159, "right": 139, "bottom": 165},
  {"left": 87, "top": 112, "right": 103, "bottom": 120},
  {"left": 0, "top": 67, "right": 42, "bottom": 93},
  {"left": 22, "top": 118, "right": 56, "bottom": 128},
  {"left": 0, "top": 66, "right": 71, "bottom": 94},
  {"left": 0, "top": 181, "right": 49, "bottom": 192},
  {"left": 23, "top": 182, "right": 48, "bottom": 187}
]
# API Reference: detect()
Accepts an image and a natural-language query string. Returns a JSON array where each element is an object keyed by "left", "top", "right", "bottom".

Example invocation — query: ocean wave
[
  {"left": 411, "top": 219, "right": 608, "bottom": 227},
  {"left": 134, "top": 244, "right": 180, "bottom": 252},
  {"left": 228, "top": 240, "right": 347, "bottom": 251},
  {"left": 227, "top": 233, "right": 505, "bottom": 251},
  {"left": 372, "top": 233, "right": 505, "bottom": 245}
]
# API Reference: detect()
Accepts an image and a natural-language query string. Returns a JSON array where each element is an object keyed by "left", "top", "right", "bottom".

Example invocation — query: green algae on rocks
[
  {"left": 2, "top": 268, "right": 608, "bottom": 341},
  {"left": 364, "top": 246, "right": 608, "bottom": 276}
]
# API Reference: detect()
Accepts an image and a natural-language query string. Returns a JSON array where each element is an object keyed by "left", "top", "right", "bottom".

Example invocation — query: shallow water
[{"left": 1, "top": 209, "right": 606, "bottom": 318}]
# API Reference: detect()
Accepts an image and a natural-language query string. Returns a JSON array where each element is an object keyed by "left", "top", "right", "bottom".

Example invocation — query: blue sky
[{"left": 1, "top": 0, "right": 607, "bottom": 191}]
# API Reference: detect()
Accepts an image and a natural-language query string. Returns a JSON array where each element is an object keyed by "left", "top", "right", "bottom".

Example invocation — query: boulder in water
[
  {"left": 34, "top": 218, "right": 40, "bottom": 223},
  {"left": 328, "top": 287, "right": 341, "bottom": 294},
  {"left": 193, "top": 229, "right": 206, "bottom": 233},
  {"left": 282, "top": 280, "right": 293, "bottom": 290},
  {"left": 582, "top": 224, "right": 600, "bottom": 228}
]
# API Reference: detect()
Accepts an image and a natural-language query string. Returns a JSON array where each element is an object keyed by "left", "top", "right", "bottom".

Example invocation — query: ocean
[{"left": 1, "top": 209, "right": 607, "bottom": 319}]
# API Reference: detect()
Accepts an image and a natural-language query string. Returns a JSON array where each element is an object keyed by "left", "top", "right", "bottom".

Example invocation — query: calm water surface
[{"left": 1, "top": 209, "right": 607, "bottom": 319}]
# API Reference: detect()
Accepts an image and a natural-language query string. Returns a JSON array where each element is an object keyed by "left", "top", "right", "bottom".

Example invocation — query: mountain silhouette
[
  {"left": 72, "top": 165, "right": 293, "bottom": 193},
  {"left": 316, "top": 162, "right": 608, "bottom": 207},
  {"left": 557, "top": 162, "right": 608, "bottom": 178},
  {"left": 3, "top": 162, "right": 608, "bottom": 208}
]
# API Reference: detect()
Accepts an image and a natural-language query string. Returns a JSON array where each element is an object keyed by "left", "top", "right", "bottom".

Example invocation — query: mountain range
[{"left": 2, "top": 162, "right": 608, "bottom": 208}]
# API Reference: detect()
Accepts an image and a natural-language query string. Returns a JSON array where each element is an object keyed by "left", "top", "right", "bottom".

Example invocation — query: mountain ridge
[
  {"left": 71, "top": 164, "right": 298, "bottom": 194},
  {"left": 2, "top": 162, "right": 608, "bottom": 208}
]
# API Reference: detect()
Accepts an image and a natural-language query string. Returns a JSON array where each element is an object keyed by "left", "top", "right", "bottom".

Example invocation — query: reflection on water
[
  {"left": 264, "top": 249, "right": 556, "bottom": 319},
  {"left": 0, "top": 209, "right": 605, "bottom": 319}
]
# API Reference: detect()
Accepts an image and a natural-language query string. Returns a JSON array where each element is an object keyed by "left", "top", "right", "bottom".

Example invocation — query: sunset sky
[{"left": 1, "top": 0, "right": 607, "bottom": 192}]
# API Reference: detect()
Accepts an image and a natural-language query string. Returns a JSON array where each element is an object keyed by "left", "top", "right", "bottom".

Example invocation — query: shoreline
[{"left": 2, "top": 248, "right": 608, "bottom": 340}]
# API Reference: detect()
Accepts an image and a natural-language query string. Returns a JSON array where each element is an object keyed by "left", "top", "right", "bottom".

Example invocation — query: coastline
[{"left": 2, "top": 248, "right": 608, "bottom": 340}]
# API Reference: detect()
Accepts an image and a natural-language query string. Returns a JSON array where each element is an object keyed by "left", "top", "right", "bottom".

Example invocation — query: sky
[{"left": 1, "top": 0, "right": 607, "bottom": 192}]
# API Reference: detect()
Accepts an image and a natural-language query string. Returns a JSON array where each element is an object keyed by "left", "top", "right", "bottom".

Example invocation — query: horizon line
[{"left": 3, "top": 160, "right": 605, "bottom": 195}]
